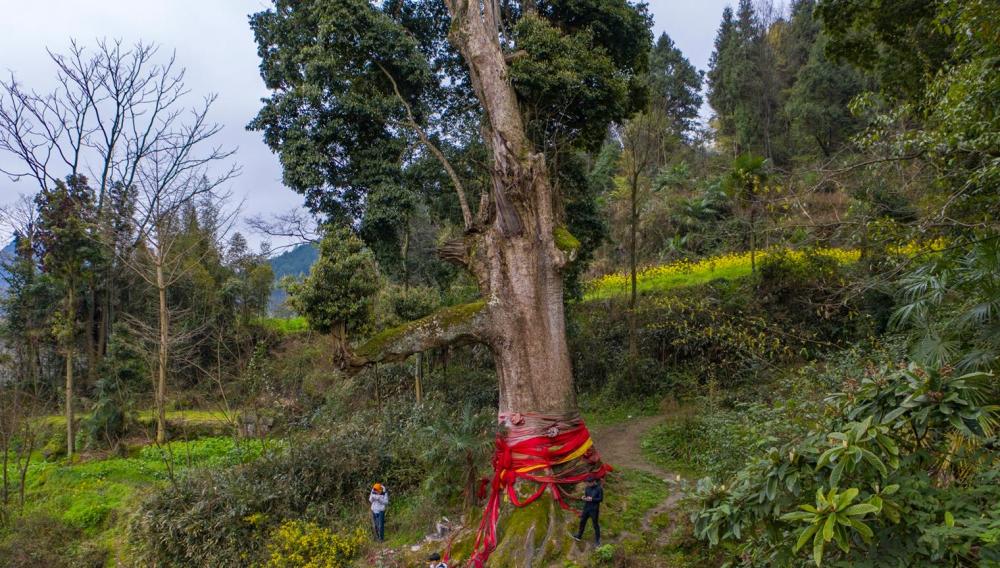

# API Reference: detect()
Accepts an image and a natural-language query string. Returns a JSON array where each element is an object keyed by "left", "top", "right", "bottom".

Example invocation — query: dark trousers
[
  {"left": 372, "top": 510, "right": 385, "bottom": 541},
  {"left": 576, "top": 507, "right": 600, "bottom": 544}
]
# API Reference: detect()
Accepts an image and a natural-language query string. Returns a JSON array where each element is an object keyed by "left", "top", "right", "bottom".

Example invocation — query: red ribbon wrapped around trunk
[{"left": 465, "top": 414, "right": 611, "bottom": 567}]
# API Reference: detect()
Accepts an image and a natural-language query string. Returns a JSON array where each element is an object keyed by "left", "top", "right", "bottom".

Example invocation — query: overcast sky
[{"left": 0, "top": 0, "right": 733, "bottom": 249}]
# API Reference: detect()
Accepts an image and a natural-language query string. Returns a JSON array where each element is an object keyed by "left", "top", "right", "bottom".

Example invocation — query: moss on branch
[{"left": 353, "top": 300, "right": 486, "bottom": 361}]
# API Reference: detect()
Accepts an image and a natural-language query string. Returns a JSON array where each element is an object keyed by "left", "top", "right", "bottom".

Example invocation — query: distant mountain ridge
[
  {"left": 1, "top": 240, "right": 318, "bottom": 311},
  {"left": 267, "top": 243, "right": 318, "bottom": 314},
  {"left": 0, "top": 240, "right": 14, "bottom": 293}
]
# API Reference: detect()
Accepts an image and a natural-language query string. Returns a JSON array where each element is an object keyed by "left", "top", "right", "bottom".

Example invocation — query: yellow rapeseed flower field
[{"left": 584, "top": 242, "right": 942, "bottom": 301}]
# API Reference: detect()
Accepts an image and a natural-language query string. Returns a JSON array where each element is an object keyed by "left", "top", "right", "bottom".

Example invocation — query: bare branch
[
  {"left": 819, "top": 153, "right": 923, "bottom": 174},
  {"left": 375, "top": 61, "right": 473, "bottom": 229},
  {"left": 246, "top": 208, "right": 321, "bottom": 248}
]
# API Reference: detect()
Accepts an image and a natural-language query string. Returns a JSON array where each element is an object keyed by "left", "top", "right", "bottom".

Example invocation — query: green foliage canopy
[
  {"left": 250, "top": 0, "right": 652, "bottom": 284},
  {"left": 646, "top": 32, "right": 703, "bottom": 138}
]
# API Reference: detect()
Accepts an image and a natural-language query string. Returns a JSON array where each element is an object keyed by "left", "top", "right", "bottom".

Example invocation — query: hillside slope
[
  {"left": 267, "top": 243, "right": 318, "bottom": 313},
  {"left": 0, "top": 240, "right": 14, "bottom": 292}
]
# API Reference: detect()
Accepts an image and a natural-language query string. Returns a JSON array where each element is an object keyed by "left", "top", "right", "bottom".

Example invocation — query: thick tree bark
[
  {"left": 444, "top": 0, "right": 577, "bottom": 416},
  {"left": 482, "top": 232, "right": 575, "bottom": 414}
]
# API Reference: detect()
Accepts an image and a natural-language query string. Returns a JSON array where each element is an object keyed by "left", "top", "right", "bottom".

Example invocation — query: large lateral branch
[{"left": 349, "top": 301, "right": 488, "bottom": 370}]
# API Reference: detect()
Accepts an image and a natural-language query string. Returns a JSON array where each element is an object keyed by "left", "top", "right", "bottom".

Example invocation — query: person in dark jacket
[{"left": 573, "top": 476, "right": 603, "bottom": 545}]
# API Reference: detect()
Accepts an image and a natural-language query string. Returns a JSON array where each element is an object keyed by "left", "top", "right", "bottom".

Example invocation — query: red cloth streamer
[{"left": 467, "top": 415, "right": 611, "bottom": 567}]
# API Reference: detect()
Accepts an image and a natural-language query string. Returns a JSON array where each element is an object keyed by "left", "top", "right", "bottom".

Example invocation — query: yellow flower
[{"left": 263, "top": 521, "right": 368, "bottom": 568}]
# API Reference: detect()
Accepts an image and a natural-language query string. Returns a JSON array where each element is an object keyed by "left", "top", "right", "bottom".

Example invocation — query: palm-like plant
[
  {"left": 420, "top": 404, "right": 495, "bottom": 509},
  {"left": 891, "top": 238, "right": 1000, "bottom": 371},
  {"left": 724, "top": 153, "right": 769, "bottom": 272}
]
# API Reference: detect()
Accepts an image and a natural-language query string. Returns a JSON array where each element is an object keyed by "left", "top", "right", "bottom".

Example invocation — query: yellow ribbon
[{"left": 515, "top": 437, "right": 594, "bottom": 474}]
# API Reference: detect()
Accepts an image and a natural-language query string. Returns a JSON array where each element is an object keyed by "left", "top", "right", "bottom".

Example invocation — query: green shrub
[
  {"left": 594, "top": 543, "right": 615, "bottom": 564},
  {"left": 130, "top": 400, "right": 481, "bottom": 566},
  {"left": 571, "top": 282, "right": 831, "bottom": 398},
  {"left": 81, "top": 378, "right": 131, "bottom": 450},
  {"left": 0, "top": 514, "right": 105, "bottom": 568},
  {"left": 642, "top": 397, "right": 817, "bottom": 480},
  {"left": 385, "top": 284, "right": 440, "bottom": 322},
  {"left": 41, "top": 427, "right": 68, "bottom": 460},
  {"left": 691, "top": 362, "right": 1000, "bottom": 566},
  {"left": 643, "top": 410, "right": 750, "bottom": 479},
  {"left": 257, "top": 316, "right": 310, "bottom": 334}
]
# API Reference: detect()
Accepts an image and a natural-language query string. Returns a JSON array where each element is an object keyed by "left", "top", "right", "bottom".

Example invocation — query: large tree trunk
[
  {"left": 446, "top": 0, "right": 577, "bottom": 417},
  {"left": 486, "top": 236, "right": 575, "bottom": 414},
  {"left": 439, "top": 6, "right": 611, "bottom": 561}
]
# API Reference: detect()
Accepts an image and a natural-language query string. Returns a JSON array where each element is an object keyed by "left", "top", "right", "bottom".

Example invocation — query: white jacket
[{"left": 369, "top": 490, "right": 389, "bottom": 513}]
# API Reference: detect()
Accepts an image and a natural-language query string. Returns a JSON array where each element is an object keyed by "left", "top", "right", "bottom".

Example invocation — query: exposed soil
[{"left": 592, "top": 408, "right": 686, "bottom": 535}]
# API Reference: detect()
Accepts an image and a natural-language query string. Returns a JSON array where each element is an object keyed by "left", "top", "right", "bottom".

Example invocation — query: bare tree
[
  {"left": 120, "top": 168, "right": 237, "bottom": 444},
  {"left": 246, "top": 208, "right": 321, "bottom": 250},
  {"left": 0, "top": 39, "right": 212, "bottom": 388},
  {"left": 1, "top": 40, "right": 237, "bottom": 445},
  {"left": 614, "top": 111, "right": 672, "bottom": 366},
  {"left": 0, "top": 376, "right": 40, "bottom": 523},
  {"left": 0, "top": 40, "right": 188, "bottom": 202}
]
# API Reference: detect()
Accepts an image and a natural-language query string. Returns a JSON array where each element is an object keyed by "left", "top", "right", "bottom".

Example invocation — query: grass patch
[
  {"left": 641, "top": 410, "right": 737, "bottom": 479},
  {"left": 579, "top": 395, "right": 660, "bottom": 428},
  {"left": 37, "top": 408, "right": 233, "bottom": 432},
  {"left": 641, "top": 404, "right": 767, "bottom": 480},
  {"left": 3, "top": 437, "right": 268, "bottom": 556},
  {"left": 256, "top": 316, "right": 310, "bottom": 333},
  {"left": 135, "top": 408, "right": 232, "bottom": 424},
  {"left": 601, "top": 468, "right": 671, "bottom": 539}
]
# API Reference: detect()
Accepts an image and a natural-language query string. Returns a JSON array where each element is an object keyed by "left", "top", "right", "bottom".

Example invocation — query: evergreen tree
[
  {"left": 284, "top": 225, "right": 379, "bottom": 360},
  {"left": 786, "top": 33, "right": 866, "bottom": 156},
  {"left": 647, "top": 32, "right": 703, "bottom": 139},
  {"left": 707, "top": 6, "right": 739, "bottom": 148},
  {"left": 731, "top": 0, "right": 768, "bottom": 157},
  {"left": 707, "top": 1, "right": 771, "bottom": 157},
  {"left": 0, "top": 230, "right": 56, "bottom": 398},
  {"left": 780, "top": 0, "right": 821, "bottom": 78},
  {"left": 34, "top": 176, "right": 101, "bottom": 457},
  {"left": 817, "top": 0, "right": 951, "bottom": 103}
]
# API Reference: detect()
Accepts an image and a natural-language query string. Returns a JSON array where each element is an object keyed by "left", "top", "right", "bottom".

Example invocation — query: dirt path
[
  {"left": 593, "top": 414, "right": 670, "bottom": 477},
  {"left": 592, "top": 411, "right": 685, "bottom": 533}
]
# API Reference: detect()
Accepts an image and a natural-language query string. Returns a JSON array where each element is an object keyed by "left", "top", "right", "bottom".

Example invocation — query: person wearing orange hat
[{"left": 369, "top": 482, "right": 389, "bottom": 542}]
